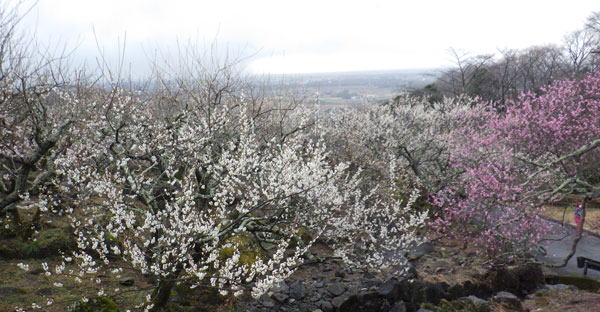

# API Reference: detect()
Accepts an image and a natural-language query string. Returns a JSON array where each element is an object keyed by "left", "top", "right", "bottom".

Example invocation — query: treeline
[{"left": 410, "top": 11, "right": 600, "bottom": 106}]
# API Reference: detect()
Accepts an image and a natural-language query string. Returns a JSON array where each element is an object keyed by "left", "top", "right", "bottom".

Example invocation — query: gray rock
[
  {"left": 289, "top": 280, "right": 306, "bottom": 300},
  {"left": 314, "top": 281, "right": 325, "bottom": 288},
  {"left": 118, "top": 277, "right": 135, "bottom": 286},
  {"left": 416, "top": 309, "right": 434, "bottom": 312},
  {"left": 272, "top": 292, "right": 289, "bottom": 303},
  {"left": 460, "top": 295, "right": 487, "bottom": 305},
  {"left": 308, "top": 294, "right": 322, "bottom": 302},
  {"left": 492, "top": 291, "right": 522, "bottom": 310},
  {"left": 319, "top": 300, "right": 334, "bottom": 312},
  {"left": 327, "top": 283, "right": 346, "bottom": 296},
  {"left": 544, "top": 284, "right": 574, "bottom": 291},
  {"left": 0, "top": 287, "right": 27, "bottom": 295},
  {"left": 261, "top": 297, "right": 276, "bottom": 308},
  {"left": 493, "top": 291, "right": 518, "bottom": 299},
  {"left": 407, "top": 242, "right": 434, "bottom": 261},
  {"left": 28, "top": 268, "right": 45, "bottom": 275},
  {"left": 390, "top": 301, "right": 407, "bottom": 312},
  {"left": 35, "top": 287, "right": 57, "bottom": 296},
  {"left": 377, "top": 278, "right": 404, "bottom": 301},
  {"left": 273, "top": 281, "right": 290, "bottom": 293},
  {"left": 331, "top": 295, "right": 348, "bottom": 309}
]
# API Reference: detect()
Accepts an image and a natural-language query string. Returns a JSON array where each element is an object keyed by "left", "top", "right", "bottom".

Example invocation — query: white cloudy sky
[{"left": 16, "top": 0, "right": 600, "bottom": 74}]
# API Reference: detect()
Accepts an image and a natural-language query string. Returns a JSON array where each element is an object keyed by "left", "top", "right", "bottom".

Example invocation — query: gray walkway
[{"left": 537, "top": 220, "right": 600, "bottom": 279}]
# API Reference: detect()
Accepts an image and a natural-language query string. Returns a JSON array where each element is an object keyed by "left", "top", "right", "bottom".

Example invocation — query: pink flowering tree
[{"left": 435, "top": 69, "right": 600, "bottom": 263}]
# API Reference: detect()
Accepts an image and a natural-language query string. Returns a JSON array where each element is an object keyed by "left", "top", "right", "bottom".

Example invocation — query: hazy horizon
[{"left": 15, "top": 0, "right": 600, "bottom": 75}]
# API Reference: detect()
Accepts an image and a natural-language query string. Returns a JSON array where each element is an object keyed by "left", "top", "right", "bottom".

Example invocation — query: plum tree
[{"left": 435, "top": 68, "right": 600, "bottom": 263}]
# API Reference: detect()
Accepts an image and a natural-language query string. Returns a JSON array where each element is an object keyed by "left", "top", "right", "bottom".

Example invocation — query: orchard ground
[{"left": 4, "top": 231, "right": 600, "bottom": 311}]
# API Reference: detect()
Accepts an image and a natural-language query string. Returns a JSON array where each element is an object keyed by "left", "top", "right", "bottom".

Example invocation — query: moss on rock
[
  {"left": 21, "top": 228, "right": 74, "bottom": 258},
  {"left": 555, "top": 275, "right": 600, "bottom": 292},
  {"left": 0, "top": 240, "right": 23, "bottom": 259},
  {"left": 422, "top": 298, "right": 490, "bottom": 312},
  {"left": 70, "top": 296, "right": 119, "bottom": 312},
  {"left": 218, "top": 234, "right": 263, "bottom": 266}
]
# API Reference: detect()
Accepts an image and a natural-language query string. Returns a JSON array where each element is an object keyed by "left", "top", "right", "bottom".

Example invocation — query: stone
[
  {"left": 35, "top": 287, "right": 58, "bottom": 296},
  {"left": 492, "top": 291, "right": 522, "bottom": 310},
  {"left": 331, "top": 295, "right": 348, "bottom": 309},
  {"left": 544, "top": 284, "right": 574, "bottom": 291},
  {"left": 415, "top": 281, "right": 447, "bottom": 305},
  {"left": 0, "top": 287, "right": 27, "bottom": 295},
  {"left": 460, "top": 295, "right": 487, "bottom": 305},
  {"left": 377, "top": 278, "right": 403, "bottom": 301},
  {"left": 29, "top": 268, "right": 45, "bottom": 275},
  {"left": 272, "top": 292, "right": 289, "bottom": 303},
  {"left": 273, "top": 281, "right": 290, "bottom": 293},
  {"left": 319, "top": 300, "right": 334, "bottom": 312},
  {"left": 118, "top": 277, "right": 135, "bottom": 286},
  {"left": 289, "top": 280, "right": 306, "bottom": 300},
  {"left": 389, "top": 301, "right": 407, "bottom": 312},
  {"left": 482, "top": 264, "right": 544, "bottom": 296},
  {"left": 335, "top": 271, "right": 346, "bottom": 278},
  {"left": 407, "top": 242, "right": 434, "bottom": 261},
  {"left": 261, "top": 297, "right": 276, "bottom": 308},
  {"left": 327, "top": 283, "right": 346, "bottom": 296},
  {"left": 405, "top": 264, "right": 418, "bottom": 279},
  {"left": 512, "top": 264, "right": 544, "bottom": 293},
  {"left": 364, "top": 277, "right": 383, "bottom": 288},
  {"left": 337, "top": 291, "right": 391, "bottom": 312},
  {"left": 314, "top": 281, "right": 325, "bottom": 288},
  {"left": 416, "top": 309, "right": 434, "bottom": 312}
]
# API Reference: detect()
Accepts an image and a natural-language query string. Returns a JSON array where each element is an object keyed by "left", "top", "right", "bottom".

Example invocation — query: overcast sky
[{"left": 16, "top": 0, "right": 600, "bottom": 75}]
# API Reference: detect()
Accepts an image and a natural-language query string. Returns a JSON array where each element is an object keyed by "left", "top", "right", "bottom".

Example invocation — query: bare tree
[
  {"left": 0, "top": 2, "right": 90, "bottom": 223},
  {"left": 586, "top": 11, "right": 600, "bottom": 34},
  {"left": 437, "top": 48, "right": 494, "bottom": 96},
  {"left": 564, "top": 29, "right": 598, "bottom": 73}
]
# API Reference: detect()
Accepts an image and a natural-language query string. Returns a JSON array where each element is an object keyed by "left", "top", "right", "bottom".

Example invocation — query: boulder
[
  {"left": 336, "top": 291, "right": 390, "bottom": 312},
  {"left": 482, "top": 264, "right": 544, "bottom": 296},
  {"left": 377, "top": 278, "right": 404, "bottom": 301},
  {"left": 272, "top": 292, "right": 289, "bottom": 303},
  {"left": 118, "top": 277, "right": 135, "bottom": 286},
  {"left": 319, "top": 300, "right": 334, "bottom": 312},
  {"left": 327, "top": 283, "right": 346, "bottom": 297},
  {"left": 491, "top": 291, "right": 522, "bottom": 311},
  {"left": 407, "top": 242, "right": 435, "bottom": 261},
  {"left": 289, "top": 280, "right": 306, "bottom": 300},
  {"left": 543, "top": 283, "right": 574, "bottom": 291},
  {"left": 389, "top": 301, "right": 407, "bottom": 312}
]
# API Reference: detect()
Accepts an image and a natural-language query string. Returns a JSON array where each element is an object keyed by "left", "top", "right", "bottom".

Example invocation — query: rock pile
[{"left": 236, "top": 262, "right": 549, "bottom": 312}]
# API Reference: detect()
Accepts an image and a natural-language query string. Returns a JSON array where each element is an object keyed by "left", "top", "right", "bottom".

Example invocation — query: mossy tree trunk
[
  {"left": 150, "top": 278, "right": 177, "bottom": 311},
  {"left": 149, "top": 267, "right": 182, "bottom": 311}
]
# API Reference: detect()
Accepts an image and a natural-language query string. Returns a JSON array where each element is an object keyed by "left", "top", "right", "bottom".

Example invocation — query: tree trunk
[
  {"left": 545, "top": 196, "right": 589, "bottom": 268},
  {"left": 150, "top": 278, "right": 177, "bottom": 312}
]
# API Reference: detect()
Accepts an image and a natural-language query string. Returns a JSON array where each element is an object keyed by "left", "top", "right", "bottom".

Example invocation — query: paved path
[{"left": 537, "top": 220, "right": 600, "bottom": 279}]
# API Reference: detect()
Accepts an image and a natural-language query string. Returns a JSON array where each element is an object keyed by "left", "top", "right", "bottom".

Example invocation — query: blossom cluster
[
  {"left": 38, "top": 80, "right": 427, "bottom": 309},
  {"left": 434, "top": 69, "right": 600, "bottom": 261}
]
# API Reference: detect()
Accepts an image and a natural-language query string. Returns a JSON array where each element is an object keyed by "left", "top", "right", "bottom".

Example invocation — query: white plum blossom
[{"left": 44, "top": 79, "right": 427, "bottom": 310}]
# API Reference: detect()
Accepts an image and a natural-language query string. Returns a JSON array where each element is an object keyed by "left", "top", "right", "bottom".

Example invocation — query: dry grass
[
  {"left": 541, "top": 205, "right": 600, "bottom": 235},
  {"left": 0, "top": 258, "right": 150, "bottom": 312},
  {"left": 523, "top": 288, "right": 600, "bottom": 312}
]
